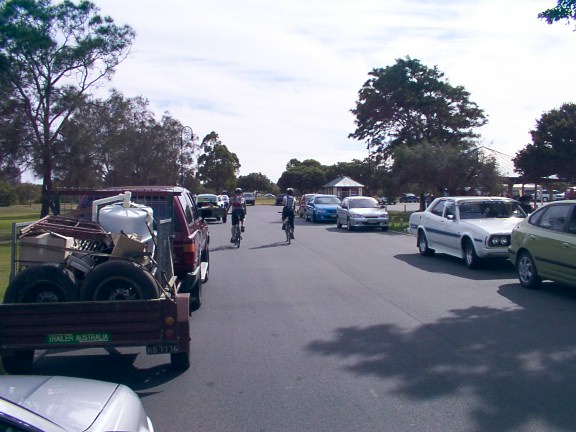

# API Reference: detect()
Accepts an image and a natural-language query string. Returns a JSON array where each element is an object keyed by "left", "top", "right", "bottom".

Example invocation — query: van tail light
[{"left": 182, "top": 242, "right": 196, "bottom": 267}]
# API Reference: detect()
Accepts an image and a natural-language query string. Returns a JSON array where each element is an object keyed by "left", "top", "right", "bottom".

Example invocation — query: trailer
[{"left": 0, "top": 192, "right": 193, "bottom": 374}]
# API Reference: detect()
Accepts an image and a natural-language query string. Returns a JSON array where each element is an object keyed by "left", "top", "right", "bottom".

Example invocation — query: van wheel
[
  {"left": 79, "top": 260, "right": 160, "bottom": 301},
  {"left": 2, "top": 350, "right": 34, "bottom": 375},
  {"left": 222, "top": 215, "right": 227, "bottom": 223},
  {"left": 4, "top": 265, "right": 77, "bottom": 303}
]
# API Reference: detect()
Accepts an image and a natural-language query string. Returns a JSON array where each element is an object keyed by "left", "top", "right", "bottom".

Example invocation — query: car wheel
[
  {"left": 463, "top": 239, "right": 480, "bottom": 269},
  {"left": 517, "top": 251, "right": 542, "bottom": 289},
  {"left": 381, "top": 226, "right": 389, "bottom": 232},
  {"left": 80, "top": 260, "right": 160, "bottom": 301},
  {"left": 305, "top": 212, "right": 310, "bottom": 221},
  {"left": 336, "top": 218, "right": 342, "bottom": 229},
  {"left": 312, "top": 212, "right": 317, "bottom": 223},
  {"left": 347, "top": 218, "right": 354, "bottom": 231},
  {"left": 4, "top": 264, "right": 77, "bottom": 303},
  {"left": 417, "top": 231, "right": 434, "bottom": 256},
  {"left": 222, "top": 215, "right": 227, "bottom": 223}
]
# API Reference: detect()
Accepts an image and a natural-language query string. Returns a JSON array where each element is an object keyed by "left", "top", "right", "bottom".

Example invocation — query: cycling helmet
[
  {"left": 235, "top": 188, "right": 242, "bottom": 194},
  {"left": 286, "top": 188, "right": 294, "bottom": 196}
]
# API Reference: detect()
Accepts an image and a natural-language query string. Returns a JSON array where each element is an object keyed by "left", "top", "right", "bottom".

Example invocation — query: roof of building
[{"left": 323, "top": 176, "right": 365, "bottom": 188}]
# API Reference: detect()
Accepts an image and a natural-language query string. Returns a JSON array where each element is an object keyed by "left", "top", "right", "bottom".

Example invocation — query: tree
[
  {"left": 0, "top": 0, "right": 135, "bottom": 215},
  {"left": 57, "top": 91, "right": 191, "bottom": 187},
  {"left": 237, "top": 172, "right": 276, "bottom": 194},
  {"left": 514, "top": 103, "right": 576, "bottom": 183},
  {"left": 539, "top": 1, "right": 576, "bottom": 27},
  {"left": 349, "top": 57, "right": 487, "bottom": 159},
  {"left": 277, "top": 159, "right": 327, "bottom": 194},
  {"left": 392, "top": 142, "right": 502, "bottom": 201},
  {"left": 196, "top": 132, "right": 240, "bottom": 193}
]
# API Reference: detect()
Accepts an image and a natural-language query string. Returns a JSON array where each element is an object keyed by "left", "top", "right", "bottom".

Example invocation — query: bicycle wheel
[{"left": 235, "top": 226, "right": 241, "bottom": 248}]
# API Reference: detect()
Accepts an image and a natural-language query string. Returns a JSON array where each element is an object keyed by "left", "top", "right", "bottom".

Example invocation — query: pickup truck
[{"left": 0, "top": 187, "right": 209, "bottom": 374}]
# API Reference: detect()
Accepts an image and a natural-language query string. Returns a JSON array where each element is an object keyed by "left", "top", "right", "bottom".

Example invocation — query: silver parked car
[
  {"left": 336, "top": 196, "right": 389, "bottom": 231},
  {"left": 0, "top": 375, "right": 154, "bottom": 431},
  {"left": 408, "top": 196, "right": 527, "bottom": 268}
]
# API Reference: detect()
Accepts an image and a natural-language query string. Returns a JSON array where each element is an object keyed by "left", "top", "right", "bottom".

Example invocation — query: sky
[{"left": 82, "top": 0, "right": 576, "bottom": 184}]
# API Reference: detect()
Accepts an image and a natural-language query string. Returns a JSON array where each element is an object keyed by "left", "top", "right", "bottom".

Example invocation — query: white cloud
[{"left": 91, "top": 0, "right": 576, "bottom": 183}]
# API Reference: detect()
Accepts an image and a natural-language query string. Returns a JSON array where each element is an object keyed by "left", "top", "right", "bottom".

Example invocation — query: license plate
[
  {"left": 366, "top": 219, "right": 378, "bottom": 224},
  {"left": 146, "top": 344, "right": 179, "bottom": 354}
]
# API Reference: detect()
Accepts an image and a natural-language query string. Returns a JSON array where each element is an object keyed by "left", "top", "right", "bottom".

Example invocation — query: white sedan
[{"left": 408, "top": 196, "right": 527, "bottom": 268}]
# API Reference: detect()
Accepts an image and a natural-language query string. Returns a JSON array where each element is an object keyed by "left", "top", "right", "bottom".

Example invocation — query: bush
[{"left": 0, "top": 182, "right": 18, "bottom": 207}]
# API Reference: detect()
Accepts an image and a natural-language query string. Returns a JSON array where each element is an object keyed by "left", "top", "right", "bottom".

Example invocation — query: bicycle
[{"left": 233, "top": 219, "right": 244, "bottom": 248}]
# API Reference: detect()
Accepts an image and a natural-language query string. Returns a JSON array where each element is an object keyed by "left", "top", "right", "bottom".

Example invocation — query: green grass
[
  {"left": 388, "top": 211, "right": 411, "bottom": 233},
  {"left": 0, "top": 205, "right": 41, "bottom": 298}
]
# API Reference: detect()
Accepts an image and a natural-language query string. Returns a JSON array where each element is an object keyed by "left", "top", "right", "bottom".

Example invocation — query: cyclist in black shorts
[
  {"left": 228, "top": 188, "right": 246, "bottom": 243},
  {"left": 282, "top": 188, "right": 296, "bottom": 239}
]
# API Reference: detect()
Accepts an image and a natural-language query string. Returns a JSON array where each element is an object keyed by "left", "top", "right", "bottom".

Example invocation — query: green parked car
[{"left": 509, "top": 200, "right": 576, "bottom": 289}]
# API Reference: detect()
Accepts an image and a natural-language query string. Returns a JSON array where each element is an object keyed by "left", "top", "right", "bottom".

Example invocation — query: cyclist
[
  {"left": 228, "top": 188, "right": 246, "bottom": 243},
  {"left": 282, "top": 188, "right": 296, "bottom": 239}
]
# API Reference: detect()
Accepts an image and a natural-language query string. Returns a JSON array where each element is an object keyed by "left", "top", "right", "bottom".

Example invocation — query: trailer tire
[
  {"left": 80, "top": 260, "right": 160, "bottom": 301},
  {"left": 3, "top": 265, "right": 77, "bottom": 303},
  {"left": 2, "top": 350, "right": 34, "bottom": 375},
  {"left": 171, "top": 351, "right": 190, "bottom": 370}
]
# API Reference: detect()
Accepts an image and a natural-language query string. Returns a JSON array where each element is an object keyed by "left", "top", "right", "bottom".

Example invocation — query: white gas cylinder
[{"left": 98, "top": 202, "right": 153, "bottom": 242}]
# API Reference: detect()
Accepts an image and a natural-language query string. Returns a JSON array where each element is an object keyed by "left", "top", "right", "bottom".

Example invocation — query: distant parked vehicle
[
  {"left": 337, "top": 196, "right": 389, "bottom": 231},
  {"left": 305, "top": 194, "right": 341, "bottom": 223},
  {"left": 243, "top": 192, "right": 256, "bottom": 205},
  {"left": 275, "top": 193, "right": 286, "bottom": 206},
  {"left": 299, "top": 194, "right": 317, "bottom": 217},
  {"left": 378, "top": 196, "right": 397, "bottom": 205},
  {"left": 400, "top": 193, "right": 419, "bottom": 203}
]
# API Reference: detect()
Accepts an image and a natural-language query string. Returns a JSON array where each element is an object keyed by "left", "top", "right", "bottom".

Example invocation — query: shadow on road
[{"left": 306, "top": 284, "right": 576, "bottom": 431}]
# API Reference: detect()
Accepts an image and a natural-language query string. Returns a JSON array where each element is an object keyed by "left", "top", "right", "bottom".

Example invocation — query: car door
[
  {"left": 423, "top": 199, "right": 448, "bottom": 250},
  {"left": 530, "top": 203, "right": 576, "bottom": 284},
  {"left": 439, "top": 201, "right": 461, "bottom": 255}
]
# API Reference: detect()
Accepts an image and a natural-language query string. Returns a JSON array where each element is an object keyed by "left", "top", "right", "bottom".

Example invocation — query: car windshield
[
  {"left": 457, "top": 200, "right": 527, "bottom": 219},
  {"left": 315, "top": 196, "right": 340, "bottom": 204},
  {"left": 349, "top": 198, "right": 379, "bottom": 208},
  {"left": 197, "top": 196, "right": 217, "bottom": 203}
]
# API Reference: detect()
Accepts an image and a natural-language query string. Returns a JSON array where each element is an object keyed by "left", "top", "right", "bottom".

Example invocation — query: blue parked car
[{"left": 306, "top": 194, "right": 341, "bottom": 222}]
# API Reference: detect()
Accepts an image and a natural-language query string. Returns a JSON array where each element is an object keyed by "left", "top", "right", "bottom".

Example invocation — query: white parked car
[
  {"left": 336, "top": 196, "right": 389, "bottom": 231},
  {"left": 0, "top": 375, "right": 154, "bottom": 431},
  {"left": 533, "top": 189, "right": 564, "bottom": 202},
  {"left": 408, "top": 196, "right": 528, "bottom": 268}
]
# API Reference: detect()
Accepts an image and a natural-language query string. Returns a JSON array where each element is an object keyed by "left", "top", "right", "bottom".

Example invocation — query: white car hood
[
  {"left": 350, "top": 208, "right": 387, "bottom": 217},
  {"left": 461, "top": 217, "right": 523, "bottom": 233},
  {"left": 0, "top": 375, "right": 152, "bottom": 431}
]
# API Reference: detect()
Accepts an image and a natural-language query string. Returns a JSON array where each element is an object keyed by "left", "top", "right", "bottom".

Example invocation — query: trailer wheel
[
  {"left": 3, "top": 265, "right": 77, "bottom": 303},
  {"left": 2, "top": 350, "right": 34, "bottom": 375},
  {"left": 80, "top": 260, "right": 160, "bottom": 301},
  {"left": 170, "top": 351, "right": 190, "bottom": 370}
]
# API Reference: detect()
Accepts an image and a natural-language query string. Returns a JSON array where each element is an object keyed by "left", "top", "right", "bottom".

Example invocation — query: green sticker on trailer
[{"left": 46, "top": 333, "right": 111, "bottom": 344}]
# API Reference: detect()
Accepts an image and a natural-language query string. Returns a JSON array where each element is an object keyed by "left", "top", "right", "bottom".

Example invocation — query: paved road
[{"left": 30, "top": 205, "right": 576, "bottom": 432}]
